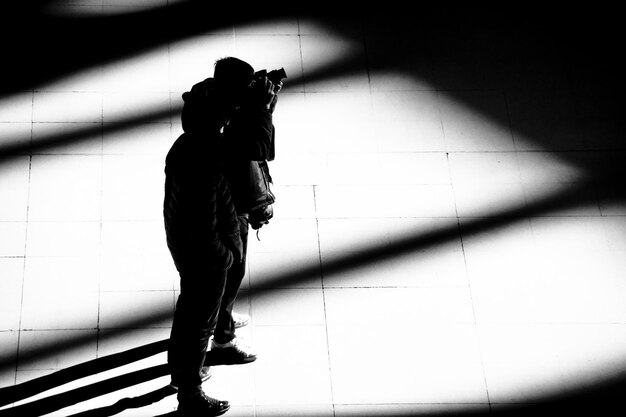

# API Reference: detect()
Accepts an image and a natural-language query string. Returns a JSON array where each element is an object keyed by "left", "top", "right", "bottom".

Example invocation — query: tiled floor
[{"left": 1, "top": 4, "right": 625, "bottom": 416}]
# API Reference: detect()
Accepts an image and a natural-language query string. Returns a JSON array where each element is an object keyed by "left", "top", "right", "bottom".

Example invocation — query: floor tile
[
  {"left": 168, "top": 34, "right": 235, "bottom": 93},
  {"left": 28, "top": 155, "right": 102, "bottom": 222},
  {"left": 32, "top": 92, "right": 102, "bottom": 123},
  {"left": 25, "top": 222, "right": 101, "bottom": 257},
  {"left": 0, "top": 122, "right": 32, "bottom": 153},
  {"left": 300, "top": 34, "right": 369, "bottom": 92},
  {"left": 376, "top": 152, "right": 451, "bottom": 185},
  {"left": 98, "top": 291, "right": 174, "bottom": 329},
  {"left": 302, "top": 92, "right": 373, "bottom": 136},
  {"left": 21, "top": 256, "right": 99, "bottom": 330},
  {"left": 324, "top": 287, "right": 475, "bottom": 327},
  {"left": 315, "top": 184, "right": 457, "bottom": 218},
  {"left": 335, "top": 403, "right": 490, "bottom": 416},
  {"left": 522, "top": 181, "right": 600, "bottom": 216},
  {"left": 102, "top": 92, "right": 172, "bottom": 124},
  {"left": 0, "top": 259, "right": 23, "bottom": 331},
  {"left": 248, "top": 251, "right": 322, "bottom": 289},
  {"left": 101, "top": 155, "right": 164, "bottom": 221},
  {"left": 597, "top": 182, "right": 626, "bottom": 216},
  {"left": 31, "top": 122, "right": 102, "bottom": 154},
  {"left": 602, "top": 216, "right": 626, "bottom": 251},
  {"left": 0, "top": 330, "right": 18, "bottom": 387},
  {"left": 203, "top": 362, "right": 255, "bottom": 406},
  {"left": 251, "top": 288, "right": 326, "bottom": 326},
  {"left": 101, "top": 49, "right": 170, "bottom": 93},
  {"left": 0, "top": 222, "right": 27, "bottom": 256},
  {"left": 269, "top": 185, "right": 316, "bottom": 219},
  {"left": 100, "top": 253, "right": 176, "bottom": 292},
  {"left": 234, "top": 17, "right": 299, "bottom": 35},
  {"left": 370, "top": 95, "right": 446, "bottom": 152},
  {"left": 270, "top": 152, "right": 328, "bottom": 186},
  {"left": 101, "top": 220, "right": 168, "bottom": 258},
  {"left": 439, "top": 90, "right": 515, "bottom": 152},
  {"left": 0, "top": 156, "right": 31, "bottom": 221},
  {"left": 454, "top": 181, "right": 528, "bottom": 218},
  {"left": 327, "top": 323, "right": 488, "bottom": 404},
  {"left": 102, "top": 122, "right": 171, "bottom": 156},
  {"left": 448, "top": 152, "right": 522, "bottom": 185},
  {"left": 365, "top": 35, "right": 438, "bottom": 92},
  {"left": 0, "top": 92, "right": 33, "bottom": 123},
  {"left": 17, "top": 329, "right": 98, "bottom": 371},
  {"left": 318, "top": 218, "right": 466, "bottom": 287},
  {"left": 321, "top": 248, "right": 468, "bottom": 288},
  {"left": 479, "top": 323, "right": 626, "bottom": 404},
  {"left": 517, "top": 151, "right": 589, "bottom": 185},
  {"left": 252, "top": 324, "right": 332, "bottom": 405},
  {"left": 247, "top": 218, "right": 319, "bottom": 255},
  {"left": 255, "top": 404, "right": 334, "bottom": 416}
]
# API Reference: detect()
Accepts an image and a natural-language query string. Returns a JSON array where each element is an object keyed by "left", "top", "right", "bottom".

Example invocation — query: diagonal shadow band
[
  {"left": 3, "top": 2, "right": 281, "bottom": 96},
  {"left": 66, "top": 384, "right": 174, "bottom": 417},
  {"left": 0, "top": 105, "right": 177, "bottom": 165},
  {"left": 0, "top": 340, "right": 168, "bottom": 407},
  {"left": 0, "top": 364, "right": 173, "bottom": 417},
  {"left": 0, "top": 182, "right": 604, "bottom": 375}
]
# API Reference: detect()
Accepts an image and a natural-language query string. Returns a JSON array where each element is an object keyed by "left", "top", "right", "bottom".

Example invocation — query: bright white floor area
[{"left": 1, "top": 3, "right": 625, "bottom": 416}]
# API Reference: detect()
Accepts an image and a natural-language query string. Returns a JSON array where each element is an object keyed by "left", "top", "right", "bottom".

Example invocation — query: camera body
[{"left": 253, "top": 67, "right": 287, "bottom": 91}]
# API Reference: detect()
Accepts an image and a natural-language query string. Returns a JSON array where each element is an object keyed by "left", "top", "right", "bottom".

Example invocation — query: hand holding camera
[{"left": 249, "top": 68, "right": 287, "bottom": 112}]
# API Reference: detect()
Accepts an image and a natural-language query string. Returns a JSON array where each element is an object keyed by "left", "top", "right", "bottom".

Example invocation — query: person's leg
[
  {"left": 169, "top": 268, "right": 227, "bottom": 393},
  {"left": 213, "top": 215, "right": 249, "bottom": 344}
]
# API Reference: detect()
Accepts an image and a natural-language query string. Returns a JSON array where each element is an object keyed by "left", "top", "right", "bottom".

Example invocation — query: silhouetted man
[{"left": 164, "top": 56, "right": 276, "bottom": 416}]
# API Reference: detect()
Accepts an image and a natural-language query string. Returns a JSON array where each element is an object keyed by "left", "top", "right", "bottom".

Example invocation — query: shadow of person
[{"left": 0, "top": 339, "right": 173, "bottom": 416}]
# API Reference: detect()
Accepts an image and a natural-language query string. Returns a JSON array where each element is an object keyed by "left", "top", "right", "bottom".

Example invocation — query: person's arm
[
  {"left": 220, "top": 76, "right": 279, "bottom": 161},
  {"left": 221, "top": 108, "right": 274, "bottom": 161}
]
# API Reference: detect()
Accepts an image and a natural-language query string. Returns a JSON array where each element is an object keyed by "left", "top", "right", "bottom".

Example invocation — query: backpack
[{"left": 246, "top": 160, "right": 275, "bottom": 230}]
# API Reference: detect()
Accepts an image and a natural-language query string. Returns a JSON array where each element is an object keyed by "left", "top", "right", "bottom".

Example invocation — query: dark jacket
[
  {"left": 182, "top": 76, "right": 276, "bottom": 216},
  {"left": 163, "top": 79, "right": 242, "bottom": 272},
  {"left": 221, "top": 106, "right": 275, "bottom": 215},
  {"left": 163, "top": 133, "right": 241, "bottom": 272}
]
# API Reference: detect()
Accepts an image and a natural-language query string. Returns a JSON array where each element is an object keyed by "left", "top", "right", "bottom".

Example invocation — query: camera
[{"left": 253, "top": 67, "right": 287, "bottom": 91}]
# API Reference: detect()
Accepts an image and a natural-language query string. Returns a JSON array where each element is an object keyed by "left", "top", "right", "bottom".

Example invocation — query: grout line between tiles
[{"left": 312, "top": 184, "right": 337, "bottom": 414}]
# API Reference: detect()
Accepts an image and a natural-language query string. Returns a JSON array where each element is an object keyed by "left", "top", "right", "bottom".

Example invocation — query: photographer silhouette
[{"left": 164, "top": 56, "right": 280, "bottom": 416}]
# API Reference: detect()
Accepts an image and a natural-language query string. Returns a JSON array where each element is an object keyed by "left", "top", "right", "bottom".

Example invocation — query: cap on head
[{"left": 214, "top": 57, "right": 254, "bottom": 91}]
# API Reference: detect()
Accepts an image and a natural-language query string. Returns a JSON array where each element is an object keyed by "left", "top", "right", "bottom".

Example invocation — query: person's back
[{"left": 163, "top": 131, "right": 240, "bottom": 273}]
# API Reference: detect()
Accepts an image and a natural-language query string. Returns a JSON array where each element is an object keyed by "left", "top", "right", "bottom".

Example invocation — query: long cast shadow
[
  {"left": 2, "top": 343, "right": 626, "bottom": 416},
  {"left": 0, "top": 339, "right": 168, "bottom": 407}
]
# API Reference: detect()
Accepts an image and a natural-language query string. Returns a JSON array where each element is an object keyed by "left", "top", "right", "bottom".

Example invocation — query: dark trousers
[
  {"left": 168, "top": 215, "right": 249, "bottom": 392},
  {"left": 213, "top": 215, "right": 249, "bottom": 344}
]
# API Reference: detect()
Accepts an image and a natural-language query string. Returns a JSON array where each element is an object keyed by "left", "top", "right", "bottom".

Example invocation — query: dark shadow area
[
  {"left": 1, "top": 5, "right": 622, "bottom": 179},
  {"left": 0, "top": 106, "right": 176, "bottom": 163},
  {"left": 0, "top": 365, "right": 172, "bottom": 417},
  {"left": 1, "top": 4, "right": 626, "bottom": 416},
  {"left": 3, "top": 2, "right": 235, "bottom": 95},
  {"left": 67, "top": 385, "right": 174, "bottom": 417},
  {"left": 0, "top": 339, "right": 168, "bottom": 407}
]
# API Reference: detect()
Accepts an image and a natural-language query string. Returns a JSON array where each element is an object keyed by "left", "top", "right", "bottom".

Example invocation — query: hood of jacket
[{"left": 181, "top": 78, "right": 229, "bottom": 135}]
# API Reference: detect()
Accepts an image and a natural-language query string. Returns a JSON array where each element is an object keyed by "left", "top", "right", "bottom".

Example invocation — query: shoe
[
  {"left": 169, "top": 366, "right": 213, "bottom": 391},
  {"left": 208, "top": 337, "right": 257, "bottom": 365},
  {"left": 232, "top": 311, "right": 250, "bottom": 328},
  {"left": 177, "top": 389, "right": 229, "bottom": 416}
]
